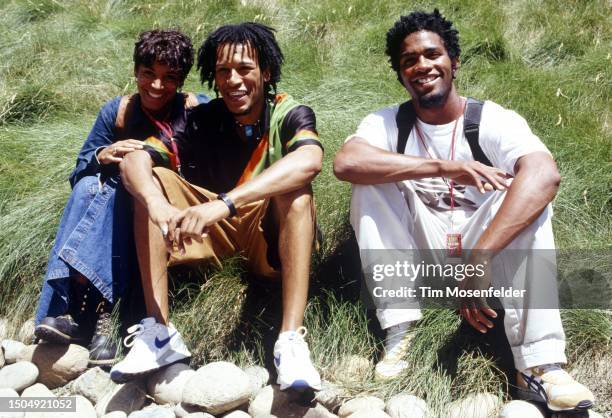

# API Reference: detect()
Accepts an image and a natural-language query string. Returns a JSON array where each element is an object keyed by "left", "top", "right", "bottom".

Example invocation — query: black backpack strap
[
  {"left": 395, "top": 100, "right": 416, "bottom": 154},
  {"left": 464, "top": 97, "right": 493, "bottom": 167}
]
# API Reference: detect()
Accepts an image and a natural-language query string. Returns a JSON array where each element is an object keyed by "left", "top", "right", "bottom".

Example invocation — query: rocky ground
[{"left": 0, "top": 319, "right": 605, "bottom": 418}]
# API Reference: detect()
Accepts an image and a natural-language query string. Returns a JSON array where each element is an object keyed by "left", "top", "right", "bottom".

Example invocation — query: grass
[{"left": 0, "top": 0, "right": 610, "bottom": 415}]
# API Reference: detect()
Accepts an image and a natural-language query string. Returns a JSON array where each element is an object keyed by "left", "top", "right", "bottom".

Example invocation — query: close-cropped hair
[
  {"left": 386, "top": 9, "right": 460, "bottom": 80},
  {"left": 197, "top": 22, "right": 284, "bottom": 99},
  {"left": 134, "top": 29, "right": 195, "bottom": 84}
]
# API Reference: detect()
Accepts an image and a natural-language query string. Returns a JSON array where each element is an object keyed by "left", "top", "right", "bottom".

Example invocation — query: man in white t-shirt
[{"left": 334, "top": 9, "right": 594, "bottom": 413}]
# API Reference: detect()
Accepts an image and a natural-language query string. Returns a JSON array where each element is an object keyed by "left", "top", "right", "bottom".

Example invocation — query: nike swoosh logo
[{"left": 155, "top": 331, "right": 177, "bottom": 349}]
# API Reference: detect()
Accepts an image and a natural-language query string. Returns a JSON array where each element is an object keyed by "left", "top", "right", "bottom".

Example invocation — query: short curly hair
[
  {"left": 134, "top": 29, "right": 194, "bottom": 85},
  {"left": 386, "top": 9, "right": 460, "bottom": 81},
  {"left": 197, "top": 22, "right": 284, "bottom": 99}
]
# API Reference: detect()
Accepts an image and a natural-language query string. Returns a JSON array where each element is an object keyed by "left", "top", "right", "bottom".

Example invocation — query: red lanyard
[
  {"left": 142, "top": 108, "right": 181, "bottom": 170},
  {"left": 413, "top": 99, "right": 466, "bottom": 222}
]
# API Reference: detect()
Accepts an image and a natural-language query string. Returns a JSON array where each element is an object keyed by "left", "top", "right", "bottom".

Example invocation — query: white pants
[{"left": 350, "top": 181, "right": 567, "bottom": 370}]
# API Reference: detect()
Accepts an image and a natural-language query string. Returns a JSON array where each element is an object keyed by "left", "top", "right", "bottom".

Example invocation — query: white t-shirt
[{"left": 354, "top": 100, "right": 551, "bottom": 218}]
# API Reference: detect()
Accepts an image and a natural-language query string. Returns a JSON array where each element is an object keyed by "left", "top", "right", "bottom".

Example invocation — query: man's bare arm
[
  {"left": 473, "top": 151, "right": 561, "bottom": 251},
  {"left": 119, "top": 150, "right": 181, "bottom": 238},
  {"left": 167, "top": 144, "right": 323, "bottom": 243},
  {"left": 227, "top": 144, "right": 323, "bottom": 208},
  {"left": 334, "top": 136, "right": 509, "bottom": 192}
]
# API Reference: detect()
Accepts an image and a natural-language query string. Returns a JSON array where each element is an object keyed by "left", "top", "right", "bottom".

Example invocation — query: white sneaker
[
  {"left": 273, "top": 327, "right": 321, "bottom": 391},
  {"left": 374, "top": 322, "right": 415, "bottom": 381},
  {"left": 110, "top": 317, "right": 191, "bottom": 383},
  {"left": 517, "top": 364, "right": 595, "bottom": 412}
]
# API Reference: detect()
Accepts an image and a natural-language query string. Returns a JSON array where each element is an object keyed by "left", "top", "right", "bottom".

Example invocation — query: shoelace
[
  {"left": 95, "top": 312, "right": 112, "bottom": 336},
  {"left": 282, "top": 326, "right": 310, "bottom": 359},
  {"left": 123, "top": 322, "right": 153, "bottom": 348},
  {"left": 384, "top": 324, "right": 413, "bottom": 358}
]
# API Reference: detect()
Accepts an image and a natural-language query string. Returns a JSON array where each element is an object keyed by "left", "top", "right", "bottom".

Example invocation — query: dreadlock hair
[
  {"left": 134, "top": 29, "right": 194, "bottom": 85},
  {"left": 197, "top": 22, "right": 284, "bottom": 99},
  {"left": 386, "top": 9, "right": 460, "bottom": 83}
]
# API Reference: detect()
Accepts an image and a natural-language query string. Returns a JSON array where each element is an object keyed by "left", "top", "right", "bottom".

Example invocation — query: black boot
[
  {"left": 34, "top": 279, "right": 93, "bottom": 344},
  {"left": 88, "top": 300, "right": 119, "bottom": 368}
]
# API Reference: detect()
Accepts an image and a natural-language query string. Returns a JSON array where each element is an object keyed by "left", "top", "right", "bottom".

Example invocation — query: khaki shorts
[{"left": 153, "top": 167, "right": 280, "bottom": 279}]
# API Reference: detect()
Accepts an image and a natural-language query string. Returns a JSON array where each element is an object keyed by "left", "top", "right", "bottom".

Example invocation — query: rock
[
  {"left": 243, "top": 365, "right": 269, "bottom": 397},
  {"left": 146, "top": 362, "right": 195, "bottom": 405},
  {"left": 248, "top": 385, "right": 335, "bottom": 417},
  {"left": 95, "top": 381, "right": 147, "bottom": 417},
  {"left": 103, "top": 412, "right": 128, "bottom": 418},
  {"left": 1, "top": 340, "right": 26, "bottom": 364},
  {"left": 332, "top": 355, "right": 371, "bottom": 383},
  {"left": 587, "top": 412, "right": 604, "bottom": 418},
  {"left": 315, "top": 381, "right": 348, "bottom": 413},
  {"left": 184, "top": 414, "right": 215, "bottom": 418},
  {"left": 0, "top": 344, "right": 5, "bottom": 368},
  {"left": 447, "top": 393, "right": 501, "bottom": 418},
  {"left": 385, "top": 394, "right": 429, "bottom": 418},
  {"left": 182, "top": 361, "right": 251, "bottom": 415},
  {"left": 222, "top": 411, "right": 251, "bottom": 417},
  {"left": 71, "top": 366, "right": 116, "bottom": 404},
  {"left": 21, "top": 383, "right": 54, "bottom": 398},
  {"left": 498, "top": 400, "right": 545, "bottom": 418},
  {"left": 347, "top": 410, "right": 390, "bottom": 418},
  {"left": 128, "top": 405, "right": 175, "bottom": 418},
  {"left": 17, "top": 343, "right": 88, "bottom": 389},
  {"left": 338, "top": 396, "right": 385, "bottom": 418},
  {"left": 0, "top": 388, "right": 19, "bottom": 397},
  {"left": 38, "top": 394, "right": 97, "bottom": 418},
  {"left": 0, "top": 362, "right": 39, "bottom": 392},
  {"left": 17, "top": 320, "right": 35, "bottom": 345},
  {"left": 174, "top": 402, "right": 206, "bottom": 417}
]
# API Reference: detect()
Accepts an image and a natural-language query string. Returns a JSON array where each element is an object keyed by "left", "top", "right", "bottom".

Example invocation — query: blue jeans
[{"left": 34, "top": 175, "right": 137, "bottom": 324}]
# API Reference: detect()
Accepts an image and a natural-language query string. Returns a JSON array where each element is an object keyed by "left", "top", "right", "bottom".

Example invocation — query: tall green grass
[{"left": 0, "top": 0, "right": 610, "bottom": 414}]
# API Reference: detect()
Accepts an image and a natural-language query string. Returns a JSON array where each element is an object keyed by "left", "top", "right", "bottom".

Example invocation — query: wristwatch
[{"left": 217, "top": 193, "right": 237, "bottom": 217}]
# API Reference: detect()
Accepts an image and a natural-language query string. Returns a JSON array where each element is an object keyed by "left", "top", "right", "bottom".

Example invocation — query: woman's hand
[{"left": 97, "top": 139, "right": 145, "bottom": 165}]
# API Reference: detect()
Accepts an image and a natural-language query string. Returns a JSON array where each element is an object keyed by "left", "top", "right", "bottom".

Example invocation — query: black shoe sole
[
  {"left": 516, "top": 387, "right": 593, "bottom": 413},
  {"left": 34, "top": 325, "right": 85, "bottom": 345}
]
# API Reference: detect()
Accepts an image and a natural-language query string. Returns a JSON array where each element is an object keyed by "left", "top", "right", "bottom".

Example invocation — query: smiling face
[
  {"left": 214, "top": 42, "right": 270, "bottom": 124},
  {"left": 398, "top": 30, "right": 458, "bottom": 109},
  {"left": 135, "top": 61, "right": 182, "bottom": 115}
]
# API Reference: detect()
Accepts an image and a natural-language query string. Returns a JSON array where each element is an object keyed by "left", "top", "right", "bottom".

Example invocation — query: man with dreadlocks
[
  {"left": 334, "top": 9, "right": 594, "bottom": 413},
  {"left": 112, "top": 22, "right": 323, "bottom": 391}
]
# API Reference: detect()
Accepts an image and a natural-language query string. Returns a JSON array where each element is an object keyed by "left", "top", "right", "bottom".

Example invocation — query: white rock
[
  {"left": 338, "top": 396, "right": 385, "bottom": 418},
  {"left": 0, "top": 362, "right": 39, "bottom": 392},
  {"left": 447, "top": 393, "right": 501, "bottom": 418},
  {"left": 587, "top": 412, "right": 604, "bottom": 418},
  {"left": 0, "top": 388, "right": 19, "bottom": 397},
  {"left": 498, "top": 400, "right": 544, "bottom": 418},
  {"left": 128, "top": 405, "right": 175, "bottom": 418},
  {"left": 174, "top": 402, "right": 205, "bottom": 417},
  {"left": 182, "top": 361, "right": 251, "bottom": 415},
  {"left": 103, "top": 412, "right": 128, "bottom": 418},
  {"left": 71, "top": 366, "right": 116, "bottom": 404},
  {"left": 222, "top": 411, "right": 251, "bottom": 417},
  {"left": 21, "top": 383, "right": 54, "bottom": 398},
  {"left": 95, "top": 381, "right": 147, "bottom": 417},
  {"left": 0, "top": 388, "right": 22, "bottom": 417},
  {"left": 17, "top": 343, "right": 89, "bottom": 389},
  {"left": 332, "top": 355, "right": 371, "bottom": 383},
  {"left": 385, "top": 394, "right": 429, "bottom": 418},
  {"left": 17, "top": 320, "right": 35, "bottom": 345},
  {"left": 315, "top": 381, "right": 347, "bottom": 413},
  {"left": 243, "top": 365, "right": 269, "bottom": 397},
  {"left": 1, "top": 340, "right": 26, "bottom": 364},
  {"left": 146, "top": 362, "right": 195, "bottom": 405}
]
